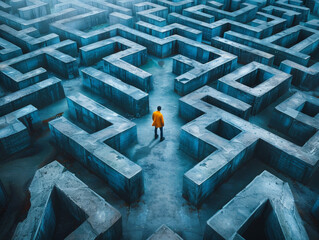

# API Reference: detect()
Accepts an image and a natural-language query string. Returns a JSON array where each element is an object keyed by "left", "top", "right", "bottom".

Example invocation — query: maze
[
  {"left": 13, "top": 161, "right": 122, "bottom": 239},
  {"left": 204, "top": 171, "right": 309, "bottom": 240},
  {"left": 0, "top": 0, "right": 318, "bottom": 239}
]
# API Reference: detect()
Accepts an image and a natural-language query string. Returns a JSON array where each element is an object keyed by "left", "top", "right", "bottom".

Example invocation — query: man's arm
[{"left": 161, "top": 115, "right": 164, "bottom": 126}]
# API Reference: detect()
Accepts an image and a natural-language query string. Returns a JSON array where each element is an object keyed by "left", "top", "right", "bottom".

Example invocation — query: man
[{"left": 152, "top": 106, "right": 165, "bottom": 141}]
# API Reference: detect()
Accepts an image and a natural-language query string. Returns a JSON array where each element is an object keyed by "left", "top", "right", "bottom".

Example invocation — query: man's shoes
[
  {"left": 160, "top": 137, "right": 165, "bottom": 142},
  {"left": 155, "top": 135, "right": 158, "bottom": 139}
]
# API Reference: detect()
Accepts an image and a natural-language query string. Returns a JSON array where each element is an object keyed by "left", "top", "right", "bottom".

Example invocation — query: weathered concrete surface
[
  {"left": 110, "top": 12, "right": 133, "bottom": 27},
  {"left": 0, "top": 25, "right": 59, "bottom": 52},
  {"left": 12, "top": 161, "right": 122, "bottom": 240},
  {"left": 82, "top": 67, "right": 149, "bottom": 117},
  {"left": 182, "top": 3, "right": 258, "bottom": 23},
  {"left": 269, "top": 92, "right": 319, "bottom": 148},
  {"left": 261, "top": 5, "right": 302, "bottom": 27},
  {"left": 217, "top": 61, "right": 291, "bottom": 115},
  {"left": 0, "top": 105, "right": 40, "bottom": 159},
  {"left": 179, "top": 85, "right": 252, "bottom": 121},
  {"left": 0, "top": 1, "right": 11, "bottom": 13},
  {"left": 80, "top": 36, "right": 152, "bottom": 92},
  {"left": 168, "top": 13, "right": 286, "bottom": 41},
  {"left": 280, "top": 60, "right": 319, "bottom": 90},
  {"left": 172, "top": 43, "right": 237, "bottom": 96},
  {"left": 134, "top": 2, "right": 168, "bottom": 27},
  {"left": 0, "top": 54, "right": 319, "bottom": 239},
  {"left": 0, "top": 37, "right": 22, "bottom": 61},
  {"left": 180, "top": 87, "right": 318, "bottom": 206},
  {"left": 135, "top": 21, "right": 202, "bottom": 41},
  {"left": 49, "top": 0, "right": 132, "bottom": 46},
  {"left": 49, "top": 93, "right": 144, "bottom": 203},
  {"left": 204, "top": 171, "right": 309, "bottom": 240},
  {"left": 274, "top": 0, "right": 310, "bottom": 21},
  {"left": 51, "top": 21, "right": 238, "bottom": 91},
  {"left": 305, "top": 19, "right": 319, "bottom": 30},
  {"left": 0, "top": 0, "right": 318, "bottom": 239},
  {"left": 0, "top": 77, "right": 65, "bottom": 116},
  {"left": 147, "top": 225, "right": 183, "bottom": 240},
  {"left": 156, "top": 0, "right": 192, "bottom": 13},
  {"left": 224, "top": 24, "right": 319, "bottom": 66},
  {"left": 0, "top": 40, "right": 78, "bottom": 91},
  {"left": 211, "top": 36, "right": 274, "bottom": 65}
]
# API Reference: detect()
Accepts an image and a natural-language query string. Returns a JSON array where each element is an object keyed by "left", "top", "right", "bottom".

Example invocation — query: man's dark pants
[{"left": 155, "top": 127, "right": 163, "bottom": 139}]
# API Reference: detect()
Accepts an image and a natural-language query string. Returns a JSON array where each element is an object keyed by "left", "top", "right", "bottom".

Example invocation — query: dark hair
[{"left": 157, "top": 106, "right": 161, "bottom": 111}]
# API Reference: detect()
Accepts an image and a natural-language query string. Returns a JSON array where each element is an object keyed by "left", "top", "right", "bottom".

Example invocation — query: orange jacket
[{"left": 152, "top": 111, "right": 164, "bottom": 128}]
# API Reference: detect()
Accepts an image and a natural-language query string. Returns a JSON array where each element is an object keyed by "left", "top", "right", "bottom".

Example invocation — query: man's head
[{"left": 157, "top": 106, "right": 161, "bottom": 111}]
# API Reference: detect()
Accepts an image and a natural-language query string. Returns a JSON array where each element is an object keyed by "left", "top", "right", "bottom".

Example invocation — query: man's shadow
[{"left": 132, "top": 138, "right": 158, "bottom": 161}]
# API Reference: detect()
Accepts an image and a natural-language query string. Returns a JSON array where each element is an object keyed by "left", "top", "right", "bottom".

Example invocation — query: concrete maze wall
[{"left": 0, "top": 0, "right": 319, "bottom": 239}]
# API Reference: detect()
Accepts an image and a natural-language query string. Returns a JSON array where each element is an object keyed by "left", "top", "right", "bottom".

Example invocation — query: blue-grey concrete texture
[
  {"left": 0, "top": 0, "right": 319, "bottom": 238},
  {"left": 0, "top": 37, "right": 22, "bottom": 61},
  {"left": 217, "top": 61, "right": 292, "bottom": 115},
  {"left": 147, "top": 224, "right": 183, "bottom": 240},
  {"left": 223, "top": 25, "right": 319, "bottom": 67},
  {"left": 49, "top": 93, "right": 144, "bottom": 203},
  {"left": 0, "top": 25, "right": 60, "bottom": 53},
  {"left": 79, "top": 36, "right": 151, "bottom": 92},
  {"left": 179, "top": 85, "right": 252, "bottom": 121},
  {"left": 135, "top": 21, "right": 202, "bottom": 41},
  {"left": 168, "top": 12, "right": 286, "bottom": 41},
  {"left": 110, "top": 12, "right": 134, "bottom": 27},
  {"left": 204, "top": 171, "right": 308, "bottom": 240},
  {"left": 0, "top": 105, "right": 41, "bottom": 158},
  {"left": 261, "top": 5, "right": 302, "bottom": 27},
  {"left": 134, "top": 2, "right": 168, "bottom": 27},
  {"left": 82, "top": 67, "right": 149, "bottom": 117},
  {"left": 1, "top": 57, "right": 319, "bottom": 240},
  {"left": 269, "top": 92, "right": 319, "bottom": 147},
  {"left": 275, "top": 0, "right": 310, "bottom": 21},
  {"left": 182, "top": 3, "right": 259, "bottom": 23},
  {"left": 0, "top": 77, "right": 65, "bottom": 116},
  {"left": 0, "top": 40, "right": 78, "bottom": 91},
  {"left": 12, "top": 161, "right": 122, "bottom": 240},
  {"left": 306, "top": 19, "right": 319, "bottom": 29},
  {"left": 211, "top": 36, "right": 275, "bottom": 65},
  {"left": 280, "top": 59, "right": 319, "bottom": 90},
  {"left": 180, "top": 91, "right": 318, "bottom": 205}
]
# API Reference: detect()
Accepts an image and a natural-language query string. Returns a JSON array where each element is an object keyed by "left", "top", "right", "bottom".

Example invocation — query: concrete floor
[{"left": 0, "top": 56, "right": 319, "bottom": 239}]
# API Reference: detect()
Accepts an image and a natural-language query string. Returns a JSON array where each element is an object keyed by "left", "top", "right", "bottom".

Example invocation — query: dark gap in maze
[
  {"left": 274, "top": 29, "right": 314, "bottom": 48},
  {"left": 48, "top": 187, "right": 87, "bottom": 240},
  {"left": 83, "top": 22, "right": 110, "bottom": 33},
  {"left": 11, "top": 56, "right": 46, "bottom": 74},
  {"left": 285, "top": 125, "right": 317, "bottom": 147},
  {"left": 240, "top": 200, "right": 283, "bottom": 240},
  {"left": 268, "top": 123, "right": 317, "bottom": 147},
  {"left": 65, "top": 107, "right": 112, "bottom": 134},
  {"left": 0, "top": 84, "right": 10, "bottom": 97},
  {"left": 237, "top": 69, "right": 274, "bottom": 88},
  {"left": 206, "top": 119, "right": 242, "bottom": 140},
  {"left": 299, "top": 101, "right": 319, "bottom": 117},
  {"left": 309, "top": 46, "right": 319, "bottom": 65},
  {"left": 201, "top": 95, "right": 231, "bottom": 111},
  {"left": 297, "top": 29, "right": 314, "bottom": 43},
  {"left": 261, "top": 16, "right": 273, "bottom": 23},
  {"left": 0, "top": 0, "right": 318, "bottom": 239}
]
